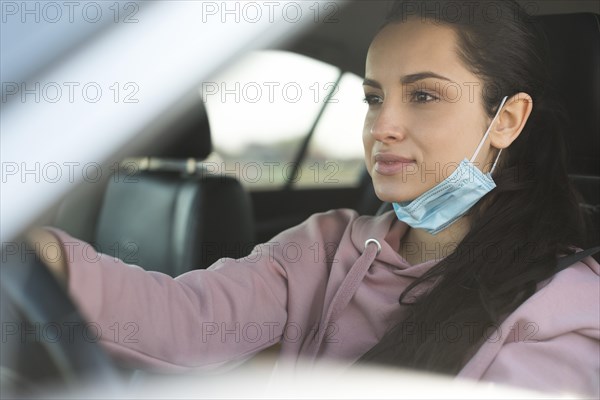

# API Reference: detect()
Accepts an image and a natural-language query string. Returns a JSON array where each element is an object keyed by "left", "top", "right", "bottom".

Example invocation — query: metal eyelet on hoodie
[{"left": 364, "top": 238, "right": 381, "bottom": 255}]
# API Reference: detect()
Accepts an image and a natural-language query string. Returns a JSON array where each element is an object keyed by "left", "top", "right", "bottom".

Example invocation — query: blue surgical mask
[{"left": 393, "top": 96, "right": 509, "bottom": 235}]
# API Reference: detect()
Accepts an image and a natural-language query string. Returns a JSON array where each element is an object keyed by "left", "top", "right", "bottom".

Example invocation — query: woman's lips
[{"left": 374, "top": 153, "right": 416, "bottom": 176}]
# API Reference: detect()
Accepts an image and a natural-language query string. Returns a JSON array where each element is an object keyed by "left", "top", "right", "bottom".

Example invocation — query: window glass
[
  {"left": 204, "top": 50, "right": 365, "bottom": 190},
  {"left": 294, "top": 72, "right": 367, "bottom": 188}
]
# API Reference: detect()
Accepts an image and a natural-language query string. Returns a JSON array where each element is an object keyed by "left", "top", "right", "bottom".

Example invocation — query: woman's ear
[{"left": 490, "top": 92, "right": 533, "bottom": 149}]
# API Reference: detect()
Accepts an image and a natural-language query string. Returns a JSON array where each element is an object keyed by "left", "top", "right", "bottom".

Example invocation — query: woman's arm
[
  {"left": 37, "top": 227, "right": 290, "bottom": 372},
  {"left": 481, "top": 329, "right": 599, "bottom": 396},
  {"left": 460, "top": 258, "right": 600, "bottom": 397}
]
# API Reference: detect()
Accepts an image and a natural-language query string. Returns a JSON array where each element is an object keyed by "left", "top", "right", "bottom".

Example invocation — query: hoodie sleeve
[
  {"left": 45, "top": 226, "right": 289, "bottom": 371},
  {"left": 460, "top": 257, "right": 600, "bottom": 397},
  {"left": 43, "top": 209, "right": 359, "bottom": 372},
  {"left": 480, "top": 329, "right": 599, "bottom": 396}
]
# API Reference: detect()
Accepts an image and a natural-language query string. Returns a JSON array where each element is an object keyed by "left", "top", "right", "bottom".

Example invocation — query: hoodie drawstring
[{"left": 305, "top": 239, "right": 381, "bottom": 359}]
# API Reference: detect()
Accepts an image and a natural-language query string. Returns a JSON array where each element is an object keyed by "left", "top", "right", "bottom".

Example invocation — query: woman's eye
[
  {"left": 411, "top": 91, "right": 438, "bottom": 103},
  {"left": 363, "top": 95, "right": 382, "bottom": 106}
]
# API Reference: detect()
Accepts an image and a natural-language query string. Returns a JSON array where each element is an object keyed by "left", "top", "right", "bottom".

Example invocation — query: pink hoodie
[{"left": 48, "top": 209, "right": 600, "bottom": 397}]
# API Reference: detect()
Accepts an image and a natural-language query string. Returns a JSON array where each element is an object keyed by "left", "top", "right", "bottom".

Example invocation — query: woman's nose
[{"left": 369, "top": 103, "right": 407, "bottom": 143}]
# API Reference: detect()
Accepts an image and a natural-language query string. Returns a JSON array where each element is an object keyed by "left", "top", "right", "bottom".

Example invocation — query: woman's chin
[
  {"left": 373, "top": 187, "right": 416, "bottom": 204},
  {"left": 372, "top": 177, "right": 432, "bottom": 203}
]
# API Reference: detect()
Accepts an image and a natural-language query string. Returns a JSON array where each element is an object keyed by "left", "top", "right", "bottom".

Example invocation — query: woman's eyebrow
[
  {"left": 363, "top": 72, "right": 454, "bottom": 87},
  {"left": 363, "top": 78, "right": 381, "bottom": 88},
  {"left": 401, "top": 71, "right": 453, "bottom": 84}
]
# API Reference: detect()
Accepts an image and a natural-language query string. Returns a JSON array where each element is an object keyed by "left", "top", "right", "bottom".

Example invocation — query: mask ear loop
[
  {"left": 470, "top": 95, "right": 509, "bottom": 174},
  {"left": 489, "top": 148, "right": 502, "bottom": 174}
]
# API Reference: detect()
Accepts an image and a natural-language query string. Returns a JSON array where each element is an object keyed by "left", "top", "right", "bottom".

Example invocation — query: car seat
[{"left": 53, "top": 102, "right": 255, "bottom": 275}]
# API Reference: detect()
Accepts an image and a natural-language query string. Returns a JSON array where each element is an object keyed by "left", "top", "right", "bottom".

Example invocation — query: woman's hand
[{"left": 26, "top": 228, "right": 69, "bottom": 284}]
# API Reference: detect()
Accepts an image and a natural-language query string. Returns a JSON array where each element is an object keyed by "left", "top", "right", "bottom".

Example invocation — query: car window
[
  {"left": 295, "top": 72, "right": 366, "bottom": 188},
  {"left": 203, "top": 50, "right": 366, "bottom": 190}
]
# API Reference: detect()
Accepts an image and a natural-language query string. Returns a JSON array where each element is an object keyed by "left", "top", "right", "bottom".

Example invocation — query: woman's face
[{"left": 363, "top": 20, "right": 496, "bottom": 203}]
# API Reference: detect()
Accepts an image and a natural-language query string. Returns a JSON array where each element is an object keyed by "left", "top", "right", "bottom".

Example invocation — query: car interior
[
  {"left": 51, "top": 1, "right": 599, "bottom": 274},
  {"left": 1, "top": 0, "right": 599, "bottom": 396}
]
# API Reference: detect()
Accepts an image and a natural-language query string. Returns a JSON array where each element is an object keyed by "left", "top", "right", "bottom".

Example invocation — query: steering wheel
[{"left": 0, "top": 239, "right": 122, "bottom": 396}]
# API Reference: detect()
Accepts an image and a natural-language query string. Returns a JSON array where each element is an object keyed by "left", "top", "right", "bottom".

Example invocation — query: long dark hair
[{"left": 359, "top": 0, "right": 587, "bottom": 374}]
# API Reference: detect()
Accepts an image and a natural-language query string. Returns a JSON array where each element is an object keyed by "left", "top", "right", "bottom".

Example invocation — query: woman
[{"left": 33, "top": 0, "right": 599, "bottom": 396}]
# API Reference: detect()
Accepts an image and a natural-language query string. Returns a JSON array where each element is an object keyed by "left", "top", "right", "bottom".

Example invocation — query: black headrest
[
  {"left": 537, "top": 13, "right": 600, "bottom": 176},
  {"left": 149, "top": 101, "right": 213, "bottom": 160},
  {"left": 95, "top": 172, "right": 255, "bottom": 274}
]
